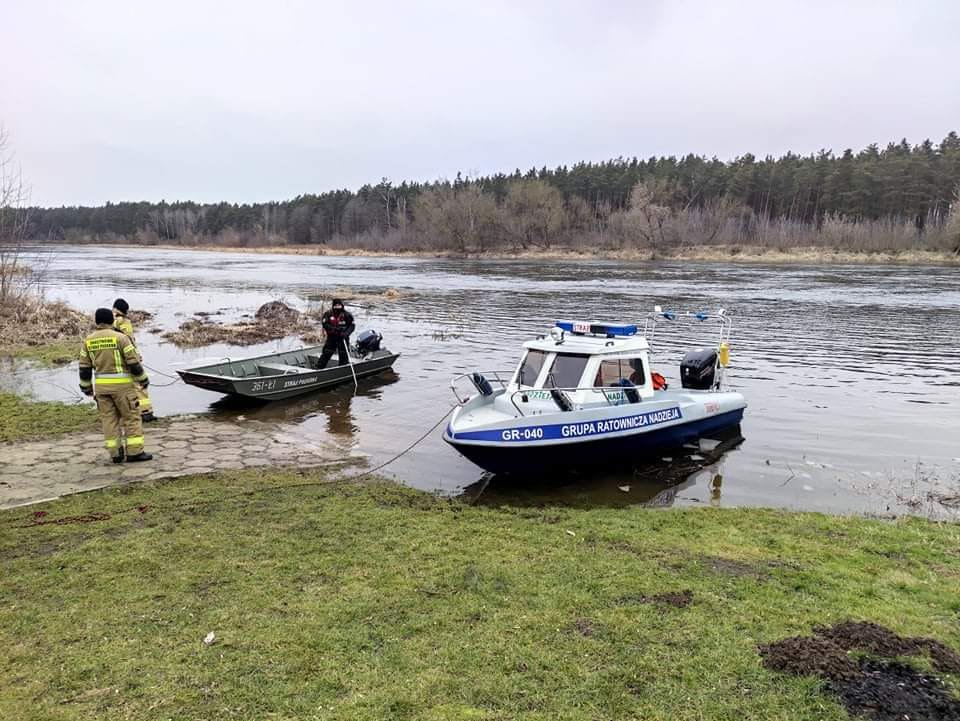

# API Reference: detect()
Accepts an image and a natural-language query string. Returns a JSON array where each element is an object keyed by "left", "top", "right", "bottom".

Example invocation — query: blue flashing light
[{"left": 555, "top": 320, "right": 638, "bottom": 337}]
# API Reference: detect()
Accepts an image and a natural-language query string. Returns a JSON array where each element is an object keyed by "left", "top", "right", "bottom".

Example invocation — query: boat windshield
[
  {"left": 544, "top": 353, "right": 589, "bottom": 389},
  {"left": 594, "top": 358, "right": 645, "bottom": 387},
  {"left": 516, "top": 349, "right": 547, "bottom": 387}
]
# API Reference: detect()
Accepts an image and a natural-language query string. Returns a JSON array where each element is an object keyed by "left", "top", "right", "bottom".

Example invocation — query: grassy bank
[
  {"left": 143, "top": 242, "right": 960, "bottom": 265},
  {"left": 0, "top": 298, "right": 88, "bottom": 367},
  {"left": 0, "top": 392, "right": 97, "bottom": 442},
  {"left": 1, "top": 469, "right": 958, "bottom": 720},
  {"left": 1, "top": 338, "right": 79, "bottom": 366}
]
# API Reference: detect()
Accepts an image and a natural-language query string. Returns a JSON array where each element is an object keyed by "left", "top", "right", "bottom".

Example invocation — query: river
[{"left": 4, "top": 245, "right": 959, "bottom": 517}]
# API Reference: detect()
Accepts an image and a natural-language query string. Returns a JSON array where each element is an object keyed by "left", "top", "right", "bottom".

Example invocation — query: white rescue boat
[{"left": 444, "top": 309, "right": 746, "bottom": 474}]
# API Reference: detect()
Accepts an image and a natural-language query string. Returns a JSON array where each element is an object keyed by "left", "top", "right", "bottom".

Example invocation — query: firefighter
[
  {"left": 112, "top": 298, "right": 156, "bottom": 422},
  {"left": 317, "top": 298, "right": 356, "bottom": 368},
  {"left": 79, "top": 307, "right": 153, "bottom": 463}
]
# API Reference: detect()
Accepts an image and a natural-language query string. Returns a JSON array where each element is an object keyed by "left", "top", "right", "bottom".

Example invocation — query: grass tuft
[{"left": 0, "top": 391, "right": 97, "bottom": 442}]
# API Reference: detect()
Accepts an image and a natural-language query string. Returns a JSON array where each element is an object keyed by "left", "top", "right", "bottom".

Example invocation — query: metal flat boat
[
  {"left": 178, "top": 331, "right": 398, "bottom": 400},
  {"left": 444, "top": 309, "right": 746, "bottom": 474}
]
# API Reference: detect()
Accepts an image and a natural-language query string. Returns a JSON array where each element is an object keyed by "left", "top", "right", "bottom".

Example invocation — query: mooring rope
[{"left": 142, "top": 362, "right": 182, "bottom": 386}]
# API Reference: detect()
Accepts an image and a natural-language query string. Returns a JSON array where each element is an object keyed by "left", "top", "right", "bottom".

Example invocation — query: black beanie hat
[
  {"left": 113, "top": 298, "right": 129, "bottom": 314},
  {"left": 332, "top": 298, "right": 344, "bottom": 307},
  {"left": 95, "top": 308, "right": 115, "bottom": 325}
]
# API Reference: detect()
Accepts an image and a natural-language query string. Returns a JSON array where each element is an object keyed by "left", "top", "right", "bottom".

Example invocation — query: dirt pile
[
  {"left": 254, "top": 301, "right": 301, "bottom": 323},
  {"left": 759, "top": 621, "right": 960, "bottom": 720},
  {"left": 162, "top": 301, "right": 322, "bottom": 348},
  {"left": 127, "top": 309, "right": 153, "bottom": 325}
]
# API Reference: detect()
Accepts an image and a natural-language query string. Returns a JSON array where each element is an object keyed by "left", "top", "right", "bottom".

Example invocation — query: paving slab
[{"left": 0, "top": 416, "right": 345, "bottom": 510}]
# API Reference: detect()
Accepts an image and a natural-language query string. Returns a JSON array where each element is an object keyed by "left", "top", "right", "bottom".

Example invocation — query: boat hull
[
  {"left": 445, "top": 407, "right": 744, "bottom": 474},
  {"left": 178, "top": 351, "right": 399, "bottom": 400}
]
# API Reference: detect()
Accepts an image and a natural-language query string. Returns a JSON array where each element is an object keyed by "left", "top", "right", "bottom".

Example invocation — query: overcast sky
[{"left": 2, "top": 0, "right": 958, "bottom": 207}]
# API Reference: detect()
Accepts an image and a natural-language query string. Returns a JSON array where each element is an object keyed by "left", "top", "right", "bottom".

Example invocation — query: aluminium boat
[
  {"left": 444, "top": 310, "right": 746, "bottom": 473},
  {"left": 177, "top": 330, "right": 398, "bottom": 401}
]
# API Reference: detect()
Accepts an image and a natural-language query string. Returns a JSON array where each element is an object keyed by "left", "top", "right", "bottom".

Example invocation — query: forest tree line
[{"left": 22, "top": 132, "right": 960, "bottom": 253}]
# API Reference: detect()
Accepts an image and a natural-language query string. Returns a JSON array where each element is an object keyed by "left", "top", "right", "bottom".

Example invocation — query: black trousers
[{"left": 317, "top": 336, "right": 348, "bottom": 369}]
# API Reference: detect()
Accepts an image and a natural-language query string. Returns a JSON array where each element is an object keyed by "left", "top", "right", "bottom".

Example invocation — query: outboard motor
[
  {"left": 355, "top": 329, "right": 382, "bottom": 356},
  {"left": 680, "top": 348, "right": 718, "bottom": 390}
]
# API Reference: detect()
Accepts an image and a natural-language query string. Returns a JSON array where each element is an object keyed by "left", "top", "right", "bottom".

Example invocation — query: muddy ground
[{"left": 760, "top": 621, "right": 960, "bottom": 720}]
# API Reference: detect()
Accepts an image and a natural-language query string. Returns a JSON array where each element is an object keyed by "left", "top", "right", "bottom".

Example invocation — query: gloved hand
[
  {"left": 80, "top": 385, "right": 93, "bottom": 397},
  {"left": 140, "top": 378, "right": 150, "bottom": 389}
]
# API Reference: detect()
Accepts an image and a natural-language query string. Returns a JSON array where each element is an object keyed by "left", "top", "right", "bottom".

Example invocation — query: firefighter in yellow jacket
[
  {"left": 79, "top": 308, "right": 153, "bottom": 463},
  {"left": 112, "top": 298, "right": 156, "bottom": 422}
]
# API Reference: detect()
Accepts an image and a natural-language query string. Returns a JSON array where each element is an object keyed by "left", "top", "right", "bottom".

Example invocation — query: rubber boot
[
  {"left": 112, "top": 447, "right": 126, "bottom": 464},
  {"left": 126, "top": 452, "right": 153, "bottom": 463}
]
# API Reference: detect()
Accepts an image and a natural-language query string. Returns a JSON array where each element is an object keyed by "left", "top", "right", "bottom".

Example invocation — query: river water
[{"left": 5, "top": 246, "right": 959, "bottom": 517}]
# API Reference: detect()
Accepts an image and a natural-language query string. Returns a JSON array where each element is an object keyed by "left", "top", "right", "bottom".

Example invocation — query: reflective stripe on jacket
[{"left": 79, "top": 326, "right": 147, "bottom": 387}]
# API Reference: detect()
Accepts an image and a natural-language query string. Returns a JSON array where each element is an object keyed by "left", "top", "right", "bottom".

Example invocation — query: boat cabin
[{"left": 508, "top": 321, "right": 653, "bottom": 410}]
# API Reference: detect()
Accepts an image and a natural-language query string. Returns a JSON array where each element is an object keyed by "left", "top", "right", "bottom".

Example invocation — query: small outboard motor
[
  {"left": 355, "top": 329, "right": 382, "bottom": 356},
  {"left": 680, "top": 348, "right": 718, "bottom": 390}
]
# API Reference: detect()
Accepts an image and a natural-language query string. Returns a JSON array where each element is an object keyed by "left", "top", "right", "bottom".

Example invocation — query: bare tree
[
  {"left": 0, "top": 127, "right": 35, "bottom": 306},
  {"left": 504, "top": 180, "right": 564, "bottom": 249},
  {"left": 414, "top": 183, "right": 498, "bottom": 253},
  {"left": 624, "top": 182, "right": 670, "bottom": 253}
]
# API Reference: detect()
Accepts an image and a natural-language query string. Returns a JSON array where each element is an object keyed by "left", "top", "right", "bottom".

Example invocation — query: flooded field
[{"left": 5, "top": 245, "right": 959, "bottom": 516}]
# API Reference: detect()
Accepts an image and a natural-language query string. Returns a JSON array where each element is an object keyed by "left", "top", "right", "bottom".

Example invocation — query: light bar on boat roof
[{"left": 555, "top": 320, "right": 638, "bottom": 337}]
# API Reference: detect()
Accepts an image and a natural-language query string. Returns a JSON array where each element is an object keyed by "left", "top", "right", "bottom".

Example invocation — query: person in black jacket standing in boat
[{"left": 317, "top": 298, "right": 356, "bottom": 368}]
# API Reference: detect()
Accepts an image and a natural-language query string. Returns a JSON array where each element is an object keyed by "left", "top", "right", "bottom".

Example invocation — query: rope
[
  {"left": 5, "top": 405, "right": 457, "bottom": 531},
  {"left": 342, "top": 338, "right": 358, "bottom": 392},
  {"left": 142, "top": 362, "right": 181, "bottom": 387},
  {"left": 346, "top": 406, "right": 453, "bottom": 481}
]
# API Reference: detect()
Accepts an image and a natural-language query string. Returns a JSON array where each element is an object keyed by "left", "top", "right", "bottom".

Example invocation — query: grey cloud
[{"left": 1, "top": 0, "right": 957, "bottom": 205}]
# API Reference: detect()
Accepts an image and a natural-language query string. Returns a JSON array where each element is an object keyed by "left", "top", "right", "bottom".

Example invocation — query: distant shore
[{"left": 127, "top": 243, "right": 960, "bottom": 265}]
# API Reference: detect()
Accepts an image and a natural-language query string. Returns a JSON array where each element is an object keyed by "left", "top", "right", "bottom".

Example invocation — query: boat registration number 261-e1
[{"left": 251, "top": 376, "right": 319, "bottom": 393}]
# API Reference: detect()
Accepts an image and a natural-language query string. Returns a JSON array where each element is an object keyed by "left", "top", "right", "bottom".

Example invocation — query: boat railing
[
  {"left": 643, "top": 307, "right": 734, "bottom": 388},
  {"left": 642, "top": 307, "right": 733, "bottom": 349},
  {"left": 450, "top": 370, "right": 515, "bottom": 405},
  {"left": 508, "top": 386, "right": 640, "bottom": 417}
]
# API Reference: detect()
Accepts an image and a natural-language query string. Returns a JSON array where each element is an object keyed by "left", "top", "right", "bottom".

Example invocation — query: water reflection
[
  {"left": 463, "top": 427, "right": 745, "bottom": 509},
  {"left": 206, "top": 372, "right": 400, "bottom": 439}
]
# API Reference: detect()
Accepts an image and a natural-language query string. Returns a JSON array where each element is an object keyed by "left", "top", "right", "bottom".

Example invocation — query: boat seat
[{"left": 257, "top": 363, "right": 305, "bottom": 376}]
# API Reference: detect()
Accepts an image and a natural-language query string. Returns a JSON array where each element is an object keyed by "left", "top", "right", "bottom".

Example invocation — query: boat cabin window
[
  {"left": 516, "top": 349, "right": 547, "bottom": 387},
  {"left": 594, "top": 358, "right": 645, "bottom": 387},
  {"left": 544, "top": 353, "right": 589, "bottom": 389}
]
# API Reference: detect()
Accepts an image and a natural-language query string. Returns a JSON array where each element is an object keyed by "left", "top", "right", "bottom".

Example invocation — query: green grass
[
  {"left": 1, "top": 470, "right": 958, "bottom": 720},
  {"left": 0, "top": 391, "right": 97, "bottom": 442},
  {"left": 1, "top": 339, "right": 79, "bottom": 366}
]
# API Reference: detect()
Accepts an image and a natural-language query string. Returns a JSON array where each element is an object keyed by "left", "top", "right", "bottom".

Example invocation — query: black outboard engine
[
  {"left": 355, "top": 329, "right": 382, "bottom": 356},
  {"left": 680, "top": 348, "right": 718, "bottom": 390}
]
